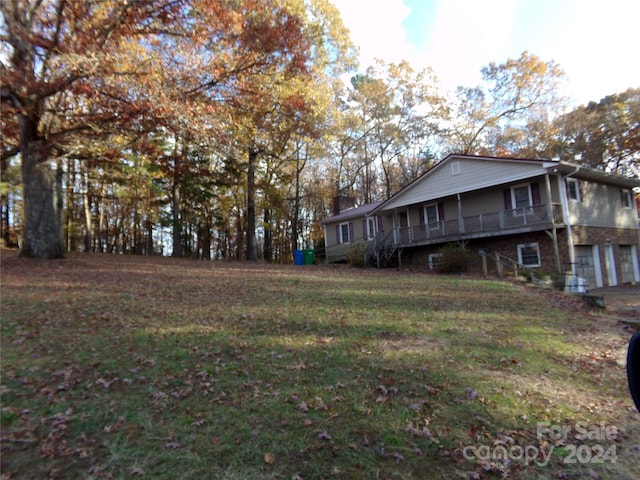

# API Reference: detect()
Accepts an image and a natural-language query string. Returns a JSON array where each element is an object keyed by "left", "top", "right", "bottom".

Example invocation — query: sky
[{"left": 331, "top": 0, "right": 640, "bottom": 108}]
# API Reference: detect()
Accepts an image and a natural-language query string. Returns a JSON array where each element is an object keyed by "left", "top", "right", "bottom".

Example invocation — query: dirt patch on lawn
[{"left": 589, "top": 284, "right": 640, "bottom": 326}]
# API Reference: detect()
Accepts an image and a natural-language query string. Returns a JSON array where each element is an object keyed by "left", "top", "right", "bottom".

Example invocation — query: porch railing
[{"left": 397, "top": 203, "right": 562, "bottom": 246}]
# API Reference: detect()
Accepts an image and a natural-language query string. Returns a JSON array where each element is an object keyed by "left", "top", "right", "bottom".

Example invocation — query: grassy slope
[{"left": 1, "top": 251, "right": 639, "bottom": 479}]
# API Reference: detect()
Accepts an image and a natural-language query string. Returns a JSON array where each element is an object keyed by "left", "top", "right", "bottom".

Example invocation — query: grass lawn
[{"left": 1, "top": 251, "right": 639, "bottom": 479}]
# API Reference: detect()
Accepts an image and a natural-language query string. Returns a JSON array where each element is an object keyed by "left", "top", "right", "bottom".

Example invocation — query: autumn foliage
[{"left": 1, "top": 2, "right": 638, "bottom": 259}]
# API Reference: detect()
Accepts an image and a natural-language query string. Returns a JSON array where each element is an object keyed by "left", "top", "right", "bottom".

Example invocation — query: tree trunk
[
  {"left": 66, "top": 159, "right": 76, "bottom": 252},
  {"left": 55, "top": 159, "right": 65, "bottom": 251},
  {"left": 263, "top": 207, "right": 272, "bottom": 262},
  {"left": 171, "top": 135, "right": 184, "bottom": 257},
  {"left": 235, "top": 209, "right": 244, "bottom": 260},
  {"left": 97, "top": 184, "right": 106, "bottom": 253},
  {"left": 246, "top": 147, "right": 258, "bottom": 261},
  {"left": 1, "top": 157, "right": 11, "bottom": 247},
  {"left": 82, "top": 166, "right": 93, "bottom": 252},
  {"left": 292, "top": 149, "right": 301, "bottom": 253},
  {"left": 19, "top": 114, "right": 63, "bottom": 258}
]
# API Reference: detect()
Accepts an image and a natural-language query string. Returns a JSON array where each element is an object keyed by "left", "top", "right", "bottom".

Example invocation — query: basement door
[
  {"left": 574, "top": 245, "right": 599, "bottom": 290},
  {"left": 619, "top": 245, "right": 640, "bottom": 283},
  {"left": 604, "top": 244, "right": 618, "bottom": 286}
]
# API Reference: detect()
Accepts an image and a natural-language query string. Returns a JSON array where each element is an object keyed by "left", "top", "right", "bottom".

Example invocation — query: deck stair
[
  {"left": 480, "top": 251, "right": 539, "bottom": 281},
  {"left": 365, "top": 231, "right": 398, "bottom": 268}
]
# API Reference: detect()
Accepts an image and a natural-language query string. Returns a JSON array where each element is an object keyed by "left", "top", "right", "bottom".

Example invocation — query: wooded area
[{"left": 1, "top": 0, "right": 639, "bottom": 260}]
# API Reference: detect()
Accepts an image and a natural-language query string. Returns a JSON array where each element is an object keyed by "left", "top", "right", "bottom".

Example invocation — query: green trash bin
[{"left": 302, "top": 249, "right": 314, "bottom": 265}]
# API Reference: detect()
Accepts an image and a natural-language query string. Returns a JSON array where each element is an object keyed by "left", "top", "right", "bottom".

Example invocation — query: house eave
[{"left": 551, "top": 161, "right": 640, "bottom": 188}]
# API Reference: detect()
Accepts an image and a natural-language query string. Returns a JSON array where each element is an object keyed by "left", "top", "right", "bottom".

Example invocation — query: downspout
[{"left": 558, "top": 166, "right": 580, "bottom": 275}]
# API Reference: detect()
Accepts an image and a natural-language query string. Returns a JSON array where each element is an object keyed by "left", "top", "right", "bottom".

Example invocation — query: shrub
[
  {"left": 436, "top": 244, "right": 472, "bottom": 273},
  {"left": 346, "top": 243, "right": 366, "bottom": 267},
  {"left": 314, "top": 237, "right": 326, "bottom": 262}
]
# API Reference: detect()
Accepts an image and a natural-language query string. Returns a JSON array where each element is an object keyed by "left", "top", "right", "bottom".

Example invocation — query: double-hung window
[
  {"left": 512, "top": 184, "right": 532, "bottom": 209},
  {"left": 366, "top": 217, "right": 376, "bottom": 239},
  {"left": 566, "top": 178, "right": 581, "bottom": 202},
  {"left": 621, "top": 189, "right": 633, "bottom": 209},
  {"left": 424, "top": 204, "right": 439, "bottom": 228},
  {"left": 517, "top": 242, "right": 541, "bottom": 267},
  {"left": 505, "top": 182, "right": 542, "bottom": 211},
  {"left": 339, "top": 222, "right": 351, "bottom": 243}
]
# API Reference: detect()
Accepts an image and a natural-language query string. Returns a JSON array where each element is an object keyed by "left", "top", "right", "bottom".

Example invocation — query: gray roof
[{"left": 320, "top": 201, "right": 383, "bottom": 225}]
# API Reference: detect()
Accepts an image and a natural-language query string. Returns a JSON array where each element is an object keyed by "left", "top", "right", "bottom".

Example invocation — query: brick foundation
[{"left": 402, "top": 225, "right": 639, "bottom": 285}]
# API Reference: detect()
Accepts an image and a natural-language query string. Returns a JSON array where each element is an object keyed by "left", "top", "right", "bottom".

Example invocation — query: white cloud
[
  {"left": 332, "top": 0, "right": 413, "bottom": 70},
  {"left": 417, "top": 0, "right": 518, "bottom": 94}
]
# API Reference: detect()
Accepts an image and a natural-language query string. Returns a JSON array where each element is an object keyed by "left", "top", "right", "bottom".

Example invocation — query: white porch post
[
  {"left": 558, "top": 173, "right": 576, "bottom": 275},
  {"left": 322, "top": 224, "right": 328, "bottom": 264},
  {"left": 545, "top": 173, "right": 561, "bottom": 272},
  {"left": 393, "top": 209, "right": 398, "bottom": 245},
  {"left": 457, "top": 193, "right": 464, "bottom": 233}
]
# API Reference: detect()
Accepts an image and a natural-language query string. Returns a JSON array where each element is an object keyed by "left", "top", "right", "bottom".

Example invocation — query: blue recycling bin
[{"left": 293, "top": 249, "right": 304, "bottom": 265}]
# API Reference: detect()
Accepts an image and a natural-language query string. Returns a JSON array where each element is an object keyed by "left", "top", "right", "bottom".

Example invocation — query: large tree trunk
[
  {"left": 246, "top": 148, "right": 258, "bottom": 261},
  {"left": 19, "top": 114, "right": 63, "bottom": 258}
]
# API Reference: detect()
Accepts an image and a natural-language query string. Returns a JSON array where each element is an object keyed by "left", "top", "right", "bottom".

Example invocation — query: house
[
  {"left": 321, "top": 201, "right": 382, "bottom": 263},
  {"left": 322, "top": 154, "right": 640, "bottom": 288}
]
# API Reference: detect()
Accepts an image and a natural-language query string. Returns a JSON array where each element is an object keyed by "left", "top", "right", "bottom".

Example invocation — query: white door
[{"left": 604, "top": 244, "right": 618, "bottom": 286}]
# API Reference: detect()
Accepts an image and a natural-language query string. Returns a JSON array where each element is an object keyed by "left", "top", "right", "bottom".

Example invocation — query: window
[
  {"left": 424, "top": 204, "right": 439, "bottom": 226},
  {"left": 366, "top": 217, "right": 376, "bottom": 239},
  {"left": 621, "top": 189, "right": 632, "bottom": 209},
  {"left": 451, "top": 161, "right": 461, "bottom": 175},
  {"left": 339, "top": 222, "right": 351, "bottom": 244},
  {"left": 504, "top": 183, "right": 540, "bottom": 210},
  {"left": 517, "top": 243, "right": 541, "bottom": 267},
  {"left": 567, "top": 178, "right": 581, "bottom": 202},
  {"left": 428, "top": 253, "right": 442, "bottom": 270},
  {"left": 512, "top": 185, "right": 532, "bottom": 208}
]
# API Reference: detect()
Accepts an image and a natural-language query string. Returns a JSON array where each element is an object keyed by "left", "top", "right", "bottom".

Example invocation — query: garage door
[{"left": 575, "top": 245, "right": 598, "bottom": 290}]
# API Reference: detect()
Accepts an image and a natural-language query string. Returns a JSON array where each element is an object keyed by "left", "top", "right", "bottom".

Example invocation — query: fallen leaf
[
  {"left": 130, "top": 467, "right": 145, "bottom": 476},
  {"left": 264, "top": 452, "right": 275, "bottom": 464}
]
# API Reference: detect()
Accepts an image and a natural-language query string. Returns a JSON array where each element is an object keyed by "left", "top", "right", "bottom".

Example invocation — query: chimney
[{"left": 333, "top": 195, "right": 356, "bottom": 215}]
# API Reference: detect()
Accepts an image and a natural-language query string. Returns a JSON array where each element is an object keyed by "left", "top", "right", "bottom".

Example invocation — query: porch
[{"left": 392, "top": 203, "right": 565, "bottom": 248}]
